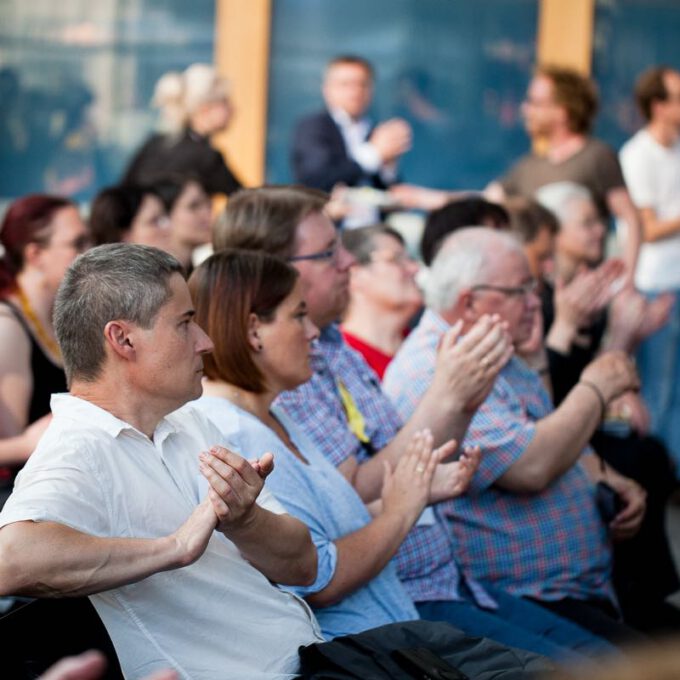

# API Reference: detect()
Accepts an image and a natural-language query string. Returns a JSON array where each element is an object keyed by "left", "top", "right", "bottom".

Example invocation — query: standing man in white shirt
[
  {"left": 620, "top": 66, "right": 680, "bottom": 468},
  {"left": 0, "top": 243, "right": 321, "bottom": 679},
  {"left": 291, "top": 55, "right": 412, "bottom": 225}
]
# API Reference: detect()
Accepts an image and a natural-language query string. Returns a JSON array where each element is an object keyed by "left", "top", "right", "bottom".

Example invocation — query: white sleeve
[{"left": 620, "top": 142, "right": 656, "bottom": 208}]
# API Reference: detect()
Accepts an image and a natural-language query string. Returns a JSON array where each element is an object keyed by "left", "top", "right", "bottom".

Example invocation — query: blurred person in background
[
  {"left": 535, "top": 181, "right": 680, "bottom": 633},
  {"left": 151, "top": 174, "right": 213, "bottom": 273},
  {"left": 340, "top": 225, "right": 422, "bottom": 379},
  {"left": 89, "top": 184, "right": 171, "bottom": 252},
  {"left": 488, "top": 65, "right": 642, "bottom": 278},
  {"left": 123, "top": 64, "right": 242, "bottom": 198},
  {"left": 0, "top": 195, "right": 90, "bottom": 501}
]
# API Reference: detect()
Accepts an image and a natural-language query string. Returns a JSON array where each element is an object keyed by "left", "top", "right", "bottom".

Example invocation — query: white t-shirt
[
  {"left": 0, "top": 394, "right": 322, "bottom": 680},
  {"left": 620, "top": 128, "right": 680, "bottom": 291}
]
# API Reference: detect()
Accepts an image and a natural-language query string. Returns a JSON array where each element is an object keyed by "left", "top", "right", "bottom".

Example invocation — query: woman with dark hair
[
  {"left": 0, "top": 194, "right": 90, "bottom": 485},
  {"left": 188, "top": 249, "right": 477, "bottom": 640},
  {"left": 89, "top": 184, "right": 171, "bottom": 251},
  {"left": 151, "top": 174, "right": 213, "bottom": 271}
]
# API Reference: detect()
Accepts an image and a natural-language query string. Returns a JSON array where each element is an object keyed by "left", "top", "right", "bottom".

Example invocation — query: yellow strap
[{"left": 337, "top": 379, "right": 370, "bottom": 444}]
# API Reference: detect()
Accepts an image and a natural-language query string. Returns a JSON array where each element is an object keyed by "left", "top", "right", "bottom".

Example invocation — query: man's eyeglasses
[
  {"left": 470, "top": 279, "right": 538, "bottom": 298},
  {"left": 288, "top": 240, "right": 339, "bottom": 264}
]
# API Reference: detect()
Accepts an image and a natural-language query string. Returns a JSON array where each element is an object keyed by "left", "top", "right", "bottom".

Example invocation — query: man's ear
[
  {"left": 459, "top": 290, "right": 478, "bottom": 322},
  {"left": 103, "top": 320, "right": 137, "bottom": 361},
  {"left": 246, "top": 313, "right": 263, "bottom": 353}
]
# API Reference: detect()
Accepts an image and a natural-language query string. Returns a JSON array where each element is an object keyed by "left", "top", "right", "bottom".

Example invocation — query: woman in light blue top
[{"left": 188, "top": 249, "right": 471, "bottom": 639}]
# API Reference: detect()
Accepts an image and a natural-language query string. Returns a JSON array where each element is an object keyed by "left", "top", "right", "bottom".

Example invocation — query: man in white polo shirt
[
  {"left": 620, "top": 66, "right": 680, "bottom": 467},
  {"left": 0, "top": 244, "right": 321, "bottom": 679}
]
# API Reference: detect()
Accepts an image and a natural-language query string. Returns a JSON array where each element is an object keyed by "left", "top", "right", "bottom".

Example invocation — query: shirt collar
[
  {"left": 328, "top": 106, "right": 370, "bottom": 130},
  {"left": 50, "top": 393, "right": 178, "bottom": 442},
  {"left": 319, "top": 323, "right": 343, "bottom": 345}
]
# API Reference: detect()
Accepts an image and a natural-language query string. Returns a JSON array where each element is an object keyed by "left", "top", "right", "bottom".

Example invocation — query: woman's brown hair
[{"left": 188, "top": 249, "right": 299, "bottom": 393}]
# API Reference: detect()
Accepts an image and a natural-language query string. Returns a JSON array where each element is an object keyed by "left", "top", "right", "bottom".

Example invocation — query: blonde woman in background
[{"left": 123, "top": 63, "right": 242, "bottom": 196}]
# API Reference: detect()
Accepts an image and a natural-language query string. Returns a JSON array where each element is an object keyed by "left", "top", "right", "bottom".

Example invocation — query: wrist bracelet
[{"left": 578, "top": 379, "right": 607, "bottom": 421}]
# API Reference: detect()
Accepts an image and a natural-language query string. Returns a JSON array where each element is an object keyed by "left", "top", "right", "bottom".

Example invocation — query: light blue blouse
[{"left": 193, "top": 395, "right": 419, "bottom": 639}]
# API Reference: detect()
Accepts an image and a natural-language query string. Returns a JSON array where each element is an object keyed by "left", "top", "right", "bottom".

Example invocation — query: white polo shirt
[{"left": 0, "top": 394, "right": 322, "bottom": 679}]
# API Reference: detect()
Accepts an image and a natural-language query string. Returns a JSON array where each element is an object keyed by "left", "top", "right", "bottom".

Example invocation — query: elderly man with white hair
[{"left": 384, "top": 227, "right": 646, "bottom": 644}]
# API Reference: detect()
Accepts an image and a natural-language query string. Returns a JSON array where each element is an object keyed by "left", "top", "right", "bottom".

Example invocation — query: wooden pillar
[
  {"left": 537, "top": 0, "right": 595, "bottom": 74},
  {"left": 213, "top": 0, "right": 272, "bottom": 187}
]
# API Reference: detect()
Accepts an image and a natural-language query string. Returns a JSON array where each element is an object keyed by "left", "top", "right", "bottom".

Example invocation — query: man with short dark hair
[
  {"left": 620, "top": 65, "right": 680, "bottom": 467},
  {"left": 487, "top": 65, "right": 642, "bottom": 276},
  {"left": 291, "top": 55, "right": 411, "bottom": 225},
  {"left": 0, "top": 244, "right": 321, "bottom": 678}
]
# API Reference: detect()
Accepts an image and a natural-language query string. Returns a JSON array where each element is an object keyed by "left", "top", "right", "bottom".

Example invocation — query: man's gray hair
[
  {"left": 423, "top": 227, "right": 524, "bottom": 312},
  {"left": 535, "top": 181, "right": 592, "bottom": 225},
  {"left": 54, "top": 243, "right": 183, "bottom": 384}
]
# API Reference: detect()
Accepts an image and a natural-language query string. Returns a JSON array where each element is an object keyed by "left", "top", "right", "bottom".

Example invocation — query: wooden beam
[
  {"left": 213, "top": 0, "right": 271, "bottom": 187},
  {"left": 537, "top": 0, "right": 595, "bottom": 75}
]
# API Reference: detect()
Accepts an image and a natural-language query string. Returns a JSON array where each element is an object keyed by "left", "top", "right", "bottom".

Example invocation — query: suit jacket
[{"left": 291, "top": 110, "right": 388, "bottom": 192}]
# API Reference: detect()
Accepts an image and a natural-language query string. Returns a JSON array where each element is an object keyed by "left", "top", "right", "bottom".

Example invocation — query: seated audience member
[
  {"left": 420, "top": 197, "right": 510, "bottom": 266},
  {"left": 89, "top": 184, "right": 171, "bottom": 251},
  {"left": 383, "top": 227, "right": 645, "bottom": 644},
  {"left": 0, "top": 195, "right": 90, "bottom": 498},
  {"left": 534, "top": 181, "right": 680, "bottom": 632},
  {"left": 340, "top": 225, "right": 422, "bottom": 379},
  {"left": 123, "top": 64, "right": 242, "bottom": 197},
  {"left": 212, "top": 186, "right": 616, "bottom": 659},
  {"left": 151, "top": 174, "right": 213, "bottom": 272},
  {"left": 0, "top": 243, "right": 321, "bottom": 678},
  {"left": 0, "top": 244, "right": 552, "bottom": 680},
  {"left": 190, "top": 249, "right": 473, "bottom": 638}
]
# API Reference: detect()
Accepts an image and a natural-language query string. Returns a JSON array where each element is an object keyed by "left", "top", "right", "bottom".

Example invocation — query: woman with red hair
[{"left": 0, "top": 195, "right": 90, "bottom": 499}]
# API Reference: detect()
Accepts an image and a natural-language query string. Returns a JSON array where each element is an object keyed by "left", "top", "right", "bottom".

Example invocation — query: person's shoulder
[
  {"left": 583, "top": 136, "right": 619, "bottom": 160},
  {"left": 294, "top": 109, "right": 335, "bottom": 132}
]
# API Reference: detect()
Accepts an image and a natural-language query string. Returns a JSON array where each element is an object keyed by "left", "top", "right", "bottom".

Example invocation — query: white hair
[
  {"left": 152, "top": 63, "right": 230, "bottom": 134},
  {"left": 423, "top": 226, "right": 524, "bottom": 312},
  {"left": 535, "top": 182, "right": 593, "bottom": 224}
]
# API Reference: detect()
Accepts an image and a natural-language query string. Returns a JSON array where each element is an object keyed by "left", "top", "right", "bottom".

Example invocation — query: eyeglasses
[
  {"left": 470, "top": 279, "right": 538, "bottom": 298},
  {"left": 288, "top": 239, "right": 340, "bottom": 264},
  {"left": 368, "top": 249, "right": 415, "bottom": 267}
]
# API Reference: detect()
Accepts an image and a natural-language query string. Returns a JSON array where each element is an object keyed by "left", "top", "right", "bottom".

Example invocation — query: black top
[
  {"left": 123, "top": 128, "right": 242, "bottom": 196},
  {"left": 2, "top": 301, "right": 67, "bottom": 424},
  {"left": 291, "top": 110, "right": 390, "bottom": 192},
  {"left": 541, "top": 280, "right": 606, "bottom": 407}
]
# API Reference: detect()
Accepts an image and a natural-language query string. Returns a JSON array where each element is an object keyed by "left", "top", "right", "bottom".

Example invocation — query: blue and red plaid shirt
[
  {"left": 275, "top": 324, "right": 496, "bottom": 607},
  {"left": 383, "top": 309, "right": 614, "bottom": 603}
]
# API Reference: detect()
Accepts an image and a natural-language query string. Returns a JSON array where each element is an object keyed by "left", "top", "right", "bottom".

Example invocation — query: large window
[
  {"left": 593, "top": 0, "right": 680, "bottom": 151},
  {"left": 266, "top": 0, "right": 539, "bottom": 191},
  {"left": 0, "top": 0, "right": 215, "bottom": 201}
]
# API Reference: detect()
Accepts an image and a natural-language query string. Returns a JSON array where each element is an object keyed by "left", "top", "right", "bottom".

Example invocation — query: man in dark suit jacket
[{"left": 291, "top": 56, "right": 412, "bottom": 194}]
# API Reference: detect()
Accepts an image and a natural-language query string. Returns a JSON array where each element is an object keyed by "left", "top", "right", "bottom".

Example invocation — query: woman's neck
[
  {"left": 202, "top": 378, "right": 275, "bottom": 422},
  {"left": 342, "top": 300, "right": 413, "bottom": 356}
]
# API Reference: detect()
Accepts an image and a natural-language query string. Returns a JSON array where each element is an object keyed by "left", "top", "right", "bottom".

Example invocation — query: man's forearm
[
  {"left": 0, "top": 521, "right": 188, "bottom": 598},
  {"left": 224, "top": 508, "right": 317, "bottom": 587},
  {"left": 497, "top": 384, "right": 602, "bottom": 493}
]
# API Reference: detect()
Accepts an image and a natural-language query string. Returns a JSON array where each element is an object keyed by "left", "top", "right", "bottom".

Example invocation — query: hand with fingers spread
[
  {"left": 380, "top": 429, "right": 441, "bottom": 525},
  {"left": 548, "top": 260, "right": 625, "bottom": 353},
  {"left": 198, "top": 446, "right": 270, "bottom": 534},
  {"left": 432, "top": 314, "right": 513, "bottom": 413},
  {"left": 607, "top": 288, "right": 674, "bottom": 353},
  {"left": 428, "top": 444, "right": 481, "bottom": 504}
]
